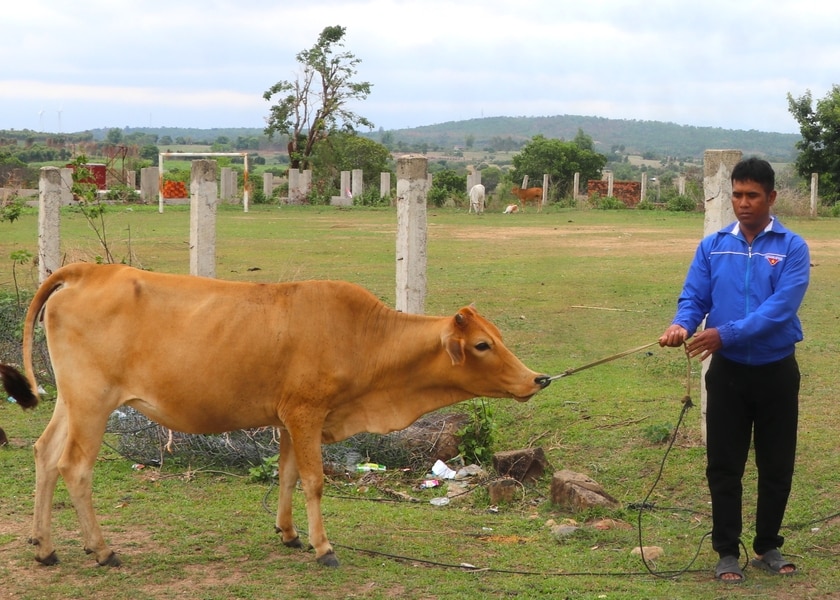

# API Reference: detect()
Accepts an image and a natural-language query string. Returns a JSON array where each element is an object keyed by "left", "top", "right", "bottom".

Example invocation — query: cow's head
[{"left": 441, "top": 306, "right": 550, "bottom": 401}]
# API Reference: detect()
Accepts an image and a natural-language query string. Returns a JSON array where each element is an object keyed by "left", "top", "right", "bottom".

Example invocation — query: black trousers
[{"left": 704, "top": 353, "right": 800, "bottom": 558}]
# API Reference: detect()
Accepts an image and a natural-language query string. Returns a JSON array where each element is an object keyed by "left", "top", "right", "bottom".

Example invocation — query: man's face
[{"left": 731, "top": 178, "right": 776, "bottom": 232}]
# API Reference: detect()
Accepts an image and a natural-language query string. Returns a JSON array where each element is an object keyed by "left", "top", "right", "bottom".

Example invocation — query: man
[{"left": 659, "top": 157, "right": 809, "bottom": 583}]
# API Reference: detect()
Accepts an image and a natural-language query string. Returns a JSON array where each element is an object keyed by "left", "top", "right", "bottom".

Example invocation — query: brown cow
[
  {"left": 0, "top": 263, "right": 550, "bottom": 568},
  {"left": 511, "top": 186, "right": 544, "bottom": 211}
]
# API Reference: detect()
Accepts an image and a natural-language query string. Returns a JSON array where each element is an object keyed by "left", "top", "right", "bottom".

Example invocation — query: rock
[
  {"left": 550, "top": 524, "right": 580, "bottom": 540},
  {"left": 550, "top": 470, "right": 620, "bottom": 510},
  {"left": 492, "top": 447, "right": 550, "bottom": 483},
  {"left": 488, "top": 478, "right": 519, "bottom": 504}
]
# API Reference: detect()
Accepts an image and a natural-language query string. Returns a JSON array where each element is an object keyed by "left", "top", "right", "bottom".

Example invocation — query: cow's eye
[{"left": 475, "top": 342, "right": 491, "bottom": 351}]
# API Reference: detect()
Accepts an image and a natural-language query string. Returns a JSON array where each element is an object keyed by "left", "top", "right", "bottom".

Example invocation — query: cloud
[{"left": 1, "top": 0, "right": 837, "bottom": 134}]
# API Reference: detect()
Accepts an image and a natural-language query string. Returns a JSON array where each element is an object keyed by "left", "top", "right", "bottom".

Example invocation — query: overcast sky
[{"left": 2, "top": 0, "right": 836, "bottom": 136}]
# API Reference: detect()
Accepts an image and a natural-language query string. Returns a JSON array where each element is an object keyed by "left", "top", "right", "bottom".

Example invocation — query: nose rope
[
  {"left": 547, "top": 340, "right": 661, "bottom": 381},
  {"left": 549, "top": 340, "right": 695, "bottom": 410}
]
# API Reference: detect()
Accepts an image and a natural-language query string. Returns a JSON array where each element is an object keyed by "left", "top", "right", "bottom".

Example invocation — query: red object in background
[{"left": 67, "top": 163, "right": 107, "bottom": 190}]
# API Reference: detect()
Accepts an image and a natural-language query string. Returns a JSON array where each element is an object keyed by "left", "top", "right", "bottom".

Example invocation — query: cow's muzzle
[{"left": 535, "top": 375, "right": 551, "bottom": 389}]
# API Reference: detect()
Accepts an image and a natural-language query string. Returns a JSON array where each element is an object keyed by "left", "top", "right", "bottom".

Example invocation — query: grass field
[{"left": 1, "top": 203, "right": 839, "bottom": 599}]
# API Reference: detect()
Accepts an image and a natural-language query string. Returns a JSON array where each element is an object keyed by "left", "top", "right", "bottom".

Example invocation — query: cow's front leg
[
  {"left": 291, "top": 432, "right": 337, "bottom": 566},
  {"left": 275, "top": 429, "right": 304, "bottom": 550}
]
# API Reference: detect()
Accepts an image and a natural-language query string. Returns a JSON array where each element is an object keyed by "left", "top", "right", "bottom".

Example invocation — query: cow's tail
[{"left": 0, "top": 268, "right": 68, "bottom": 410}]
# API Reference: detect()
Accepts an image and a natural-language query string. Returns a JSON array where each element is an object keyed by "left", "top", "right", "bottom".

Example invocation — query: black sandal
[
  {"left": 715, "top": 555, "right": 745, "bottom": 583},
  {"left": 751, "top": 548, "right": 797, "bottom": 575}
]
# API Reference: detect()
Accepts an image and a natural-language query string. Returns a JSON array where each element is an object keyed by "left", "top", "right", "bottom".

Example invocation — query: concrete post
[
  {"left": 302, "top": 169, "right": 312, "bottom": 196},
  {"left": 640, "top": 174, "right": 647, "bottom": 203},
  {"left": 60, "top": 167, "right": 74, "bottom": 205},
  {"left": 573, "top": 172, "right": 580, "bottom": 200},
  {"left": 395, "top": 156, "right": 428, "bottom": 314},
  {"left": 607, "top": 172, "right": 614, "bottom": 198},
  {"left": 542, "top": 174, "right": 549, "bottom": 209},
  {"left": 380, "top": 172, "right": 391, "bottom": 200},
  {"left": 700, "top": 149, "right": 742, "bottom": 443},
  {"left": 220, "top": 167, "right": 236, "bottom": 202},
  {"left": 189, "top": 160, "right": 217, "bottom": 279},
  {"left": 140, "top": 167, "right": 158, "bottom": 203},
  {"left": 340, "top": 171, "right": 351, "bottom": 198},
  {"left": 703, "top": 150, "right": 740, "bottom": 235},
  {"left": 38, "top": 167, "right": 62, "bottom": 282},
  {"left": 288, "top": 169, "right": 300, "bottom": 204},
  {"left": 126, "top": 170, "right": 137, "bottom": 190},
  {"left": 678, "top": 175, "right": 686, "bottom": 196},
  {"left": 810, "top": 173, "right": 819, "bottom": 217},
  {"left": 263, "top": 172, "right": 274, "bottom": 200},
  {"left": 351, "top": 169, "right": 363, "bottom": 198}
]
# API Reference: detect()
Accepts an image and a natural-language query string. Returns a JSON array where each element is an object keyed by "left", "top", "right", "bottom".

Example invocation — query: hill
[
  {"left": 86, "top": 114, "right": 800, "bottom": 162},
  {"left": 371, "top": 115, "right": 801, "bottom": 162}
]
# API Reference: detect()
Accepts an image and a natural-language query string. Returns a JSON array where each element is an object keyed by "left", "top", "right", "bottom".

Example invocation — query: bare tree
[{"left": 263, "top": 25, "right": 373, "bottom": 170}]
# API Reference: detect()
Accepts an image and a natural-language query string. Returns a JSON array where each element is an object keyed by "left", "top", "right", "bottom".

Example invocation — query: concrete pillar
[
  {"left": 810, "top": 173, "right": 819, "bottom": 217},
  {"left": 189, "top": 160, "right": 217, "bottom": 279},
  {"left": 607, "top": 172, "right": 614, "bottom": 198},
  {"left": 220, "top": 167, "right": 236, "bottom": 202},
  {"left": 126, "top": 170, "right": 137, "bottom": 189},
  {"left": 640, "top": 175, "right": 647, "bottom": 203},
  {"left": 703, "top": 150, "right": 740, "bottom": 235},
  {"left": 340, "top": 171, "right": 351, "bottom": 198},
  {"left": 678, "top": 175, "right": 686, "bottom": 196},
  {"left": 288, "top": 169, "right": 300, "bottom": 204},
  {"left": 395, "top": 156, "right": 428, "bottom": 314},
  {"left": 60, "top": 167, "right": 74, "bottom": 205},
  {"left": 263, "top": 172, "right": 274, "bottom": 200},
  {"left": 140, "top": 167, "right": 158, "bottom": 203},
  {"left": 573, "top": 172, "right": 580, "bottom": 199},
  {"left": 542, "top": 174, "right": 549, "bottom": 209},
  {"left": 380, "top": 172, "right": 391, "bottom": 199},
  {"left": 38, "top": 167, "right": 62, "bottom": 282},
  {"left": 351, "top": 169, "right": 363, "bottom": 199},
  {"left": 700, "top": 149, "right": 742, "bottom": 443}
]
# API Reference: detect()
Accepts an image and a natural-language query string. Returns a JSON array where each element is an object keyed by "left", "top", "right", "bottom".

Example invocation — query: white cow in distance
[{"left": 468, "top": 184, "right": 485, "bottom": 214}]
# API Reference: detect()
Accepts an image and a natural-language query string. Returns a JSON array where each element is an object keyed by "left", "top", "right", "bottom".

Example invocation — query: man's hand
[
  {"left": 659, "top": 324, "right": 688, "bottom": 348},
  {"left": 684, "top": 328, "right": 722, "bottom": 361}
]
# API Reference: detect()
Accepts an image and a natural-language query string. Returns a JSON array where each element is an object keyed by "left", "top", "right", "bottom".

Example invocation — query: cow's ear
[
  {"left": 444, "top": 335, "right": 465, "bottom": 366},
  {"left": 442, "top": 322, "right": 466, "bottom": 365}
]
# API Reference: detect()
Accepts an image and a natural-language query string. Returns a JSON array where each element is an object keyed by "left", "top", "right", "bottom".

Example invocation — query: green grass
[{"left": 1, "top": 203, "right": 838, "bottom": 598}]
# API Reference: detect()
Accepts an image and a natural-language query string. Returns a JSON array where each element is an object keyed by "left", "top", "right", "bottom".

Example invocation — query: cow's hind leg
[
  {"left": 29, "top": 398, "right": 69, "bottom": 565},
  {"left": 59, "top": 407, "right": 120, "bottom": 566}
]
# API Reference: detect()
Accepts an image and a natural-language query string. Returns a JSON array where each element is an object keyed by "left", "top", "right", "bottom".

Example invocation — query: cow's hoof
[
  {"left": 316, "top": 550, "right": 340, "bottom": 568},
  {"left": 281, "top": 535, "right": 309, "bottom": 550},
  {"left": 97, "top": 552, "right": 122, "bottom": 567},
  {"left": 35, "top": 551, "right": 59, "bottom": 566}
]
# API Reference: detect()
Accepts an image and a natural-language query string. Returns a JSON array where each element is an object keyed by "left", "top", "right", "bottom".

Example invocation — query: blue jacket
[{"left": 672, "top": 217, "right": 810, "bottom": 365}]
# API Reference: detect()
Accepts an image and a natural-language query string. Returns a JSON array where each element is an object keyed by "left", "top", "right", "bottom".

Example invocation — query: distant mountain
[
  {"left": 371, "top": 115, "right": 801, "bottom": 162},
  {"left": 95, "top": 114, "right": 801, "bottom": 162}
]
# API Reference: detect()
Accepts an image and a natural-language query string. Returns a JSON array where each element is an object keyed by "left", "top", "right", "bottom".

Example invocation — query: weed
[{"left": 457, "top": 399, "right": 497, "bottom": 465}]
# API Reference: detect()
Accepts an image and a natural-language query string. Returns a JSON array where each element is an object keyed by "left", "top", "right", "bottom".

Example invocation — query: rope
[{"left": 547, "top": 340, "right": 660, "bottom": 381}]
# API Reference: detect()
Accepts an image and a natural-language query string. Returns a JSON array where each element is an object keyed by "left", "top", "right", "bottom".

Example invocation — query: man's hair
[{"left": 731, "top": 157, "right": 775, "bottom": 194}]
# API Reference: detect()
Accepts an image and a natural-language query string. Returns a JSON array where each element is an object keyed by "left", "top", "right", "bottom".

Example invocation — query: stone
[
  {"left": 550, "top": 470, "right": 619, "bottom": 510},
  {"left": 492, "top": 447, "right": 549, "bottom": 483}
]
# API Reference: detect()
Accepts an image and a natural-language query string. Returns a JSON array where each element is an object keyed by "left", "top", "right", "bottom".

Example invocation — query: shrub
[
  {"left": 457, "top": 399, "right": 497, "bottom": 465},
  {"left": 593, "top": 195, "right": 626, "bottom": 210}
]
